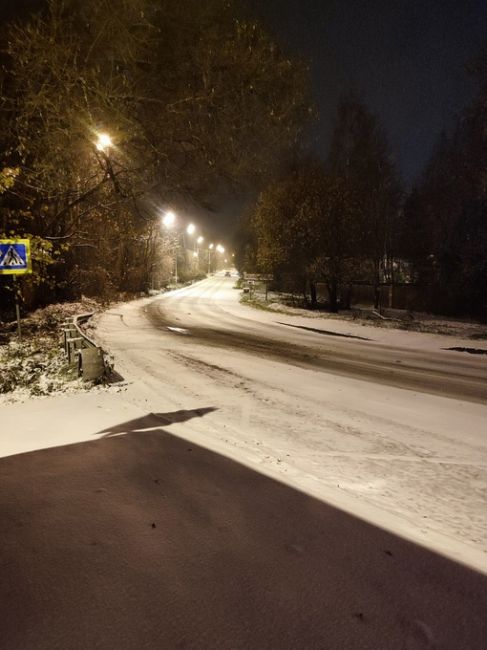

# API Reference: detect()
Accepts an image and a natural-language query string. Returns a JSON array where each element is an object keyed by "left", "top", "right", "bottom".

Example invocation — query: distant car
[{"left": 224, "top": 271, "right": 231, "bottom": 277}]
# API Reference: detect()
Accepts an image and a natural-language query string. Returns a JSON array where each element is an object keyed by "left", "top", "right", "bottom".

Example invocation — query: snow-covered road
[
  {"left": 95, "top": 274, "right": 487, "bottom": 571},
  {"left": 2, "top": 274, "right": 487, "bottom": 648}
]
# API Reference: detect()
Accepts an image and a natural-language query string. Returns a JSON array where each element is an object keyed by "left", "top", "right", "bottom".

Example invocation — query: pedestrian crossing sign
[{"left": 0, "top": 239, "right": 32, "bottom": 275}]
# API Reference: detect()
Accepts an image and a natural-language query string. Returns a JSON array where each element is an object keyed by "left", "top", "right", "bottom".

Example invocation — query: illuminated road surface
[
  {"left": 98, "top": 273, "right": 487, "bottom": 568},
  {"left": 1, "top": 273, "right": 487, "bottom": 649}
]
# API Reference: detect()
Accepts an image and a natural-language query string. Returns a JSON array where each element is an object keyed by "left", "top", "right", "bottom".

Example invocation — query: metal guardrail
[{"left": 62, "top": 312, "right": 111, "bottom": 381}]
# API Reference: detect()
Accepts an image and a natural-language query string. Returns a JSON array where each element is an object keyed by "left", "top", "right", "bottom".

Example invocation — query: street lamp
[
  {"left": 194, "top": 235, "right": 204, "bottom": 271},
  {"left": 212, "top": 244, "right": 224, "bottom": 272},
  {"left": 162, "top": 211, "right": 176, "bottom": 228},
  {"left": 162, "top": 211, "right": 178, "bottom": 284},
  {"left": 96, "top": 132, "right": 112, "bottom": 152},
  {"left": 183, "top": 223, "right": 198, "bottom": 274}
]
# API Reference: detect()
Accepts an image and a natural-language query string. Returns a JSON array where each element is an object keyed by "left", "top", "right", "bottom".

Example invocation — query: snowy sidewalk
[{"left": 0, "top": 389, "right": 145, "bottom": 459}]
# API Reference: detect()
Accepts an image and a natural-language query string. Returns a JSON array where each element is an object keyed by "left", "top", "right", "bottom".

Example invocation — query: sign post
[
  {"left": 13, "top": 276, "right": 21, "bottom": 339},
  {"left": 0, "top": 239, "right": 32, "bottom": 340}
]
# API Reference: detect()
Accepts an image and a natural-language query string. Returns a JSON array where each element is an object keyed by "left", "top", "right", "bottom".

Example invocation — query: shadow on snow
[{"left": 0, "top": 413, "right": 486, "bottom": 649}]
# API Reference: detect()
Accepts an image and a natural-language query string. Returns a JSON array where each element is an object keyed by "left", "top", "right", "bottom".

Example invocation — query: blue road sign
[{"left": 0, "top": 239, "right": 31, "bottom": 275}]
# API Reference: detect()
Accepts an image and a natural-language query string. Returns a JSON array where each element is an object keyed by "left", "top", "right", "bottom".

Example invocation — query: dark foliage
[{"left": 0, "top": 0, "right": 311, "bottom": 315}]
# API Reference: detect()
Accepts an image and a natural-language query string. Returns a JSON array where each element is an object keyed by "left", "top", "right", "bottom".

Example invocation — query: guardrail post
[
  {"left": 60, "top": 311, "right": 112, "bottom": 381},
  {"left": 66, "top": 337, "right": 83, "bottom": 365}
]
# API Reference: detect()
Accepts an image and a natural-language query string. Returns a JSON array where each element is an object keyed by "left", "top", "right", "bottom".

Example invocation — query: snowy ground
[
  {"left": 98, "top": 275, "right": 487, "bottom": 570},
  {"left": 247, "top": 288, "right": 487, "bottom": 340},
  {"left": 3, "top": 274, "right": 486, "bottom": 571},
  {"left": 2, "top": 274, "right": 487, "bottom": 647},
  {"left": 0, "top": 298, "right": 102, "bottom": 401}
]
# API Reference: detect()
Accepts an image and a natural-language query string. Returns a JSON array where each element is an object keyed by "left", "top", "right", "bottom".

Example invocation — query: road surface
[
  {"left": 1, "top": 273, "right": 487, "bottom": 648},
  {"left": 144, "top": 276, "right": 487, "bottom": 403},
  {"left": 96, "top": 273, "right": 487, "bottom": 568}
]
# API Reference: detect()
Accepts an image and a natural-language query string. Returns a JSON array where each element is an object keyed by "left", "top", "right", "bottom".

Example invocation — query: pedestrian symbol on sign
[{"left": 0, "top": 245, "right": 24, "bottom": 267}]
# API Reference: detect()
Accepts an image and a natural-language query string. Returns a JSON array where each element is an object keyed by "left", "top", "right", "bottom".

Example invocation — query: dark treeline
[
  {"left": 237, "top": 76, "right": 487, "bottom": 320},
  {"left": 400, "top": 55, "right": 487, "bottom": 318},
  {"left": 0, "top": 0, "right": 311, "bottom": 317}
]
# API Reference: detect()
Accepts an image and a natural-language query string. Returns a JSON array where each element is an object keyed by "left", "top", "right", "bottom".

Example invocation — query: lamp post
[
  {"left": 216, "top": 245, "right": 225, "bottom": 272},
  {"left": 184, "top": 223, "right": 197, "bottom": 275},
  {"left": 196, "top": 235, "right": 204, "bottom": 254},
  {"left": 194, "top": 236, "right": 204, "bottom": 273},
  {"left": 161, "top": 215, "right": 202, "bottom": 285},
  {"left": 208, "top": 243, "right": 214, "bottom": 274},
  {"left": 185, "top": 223, "right": 196, "bottom": 252},
  {"left": 162, "top": 211, "right": 179, "bottom": 285}
]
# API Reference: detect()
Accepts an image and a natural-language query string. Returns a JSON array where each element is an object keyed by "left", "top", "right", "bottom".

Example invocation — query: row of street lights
[
  {"left": 162, "top": 210, "right": 226, "bottom": 284},
  {"left": 94, "top": 132, "right": 230, "bottom": 285}
]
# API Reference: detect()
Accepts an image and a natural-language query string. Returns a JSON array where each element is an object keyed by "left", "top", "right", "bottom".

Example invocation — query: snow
[
  {"left": 250, "top": 290, "right": 487, "bottom": 341},
  {"left": 2, "top": 275, "right": 486, "bottom": 574},
  {"left": 0, "top": 298, "right": 105, "bottom": 402},
  {"left": 96, "top": 278, "right": 487, "bottom": 570},
  {"left": 245, "top": 299, "right": 487, "bottom": 352},
  {"left": 2, "top": 275, "right": 487, "bottom": 647}
]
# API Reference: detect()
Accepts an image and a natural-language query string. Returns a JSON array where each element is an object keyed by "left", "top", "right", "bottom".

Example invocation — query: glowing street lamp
[
  {"left": 161, "top": 211, "right": 179, "bottom": 283},
  {"left": 216, "top": 244, "right": 225, "bottom": 254},
  {"left": 194, "top": 235, "right": 204, "bottom": 262},
  {"left": 186, "top": 223, "right": 196, "bottom": 235},
  {"left": 162, "top": 211, "right": 176, "bottom": 228},
  {"left": 96, "top": 132, "right": 112, "bottom": 152}
]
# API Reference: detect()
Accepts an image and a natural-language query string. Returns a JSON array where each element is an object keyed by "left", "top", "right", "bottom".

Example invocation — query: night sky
[
  {"left": 250, "top": 0, "right": 487, "bottom": 185},
  {"left": 5, "top": 0, "right": 487, "bottom": 185}
]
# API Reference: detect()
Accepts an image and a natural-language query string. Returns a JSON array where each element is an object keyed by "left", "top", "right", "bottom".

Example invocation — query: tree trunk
[
  {"left": 310, "top": 281, "right": 318, "bottom": 309},
  {"left": 302, "top": 278, "right": 308, "bottom": 306},
  {"left": 374, "top": 285, "right": 381, "bottom": 311},
  {"left": 328, "top": 282, "right": 338, "bottom": 312},
  {"left": 373, "top": 260, "right": 381, "bottom": 311},
  {"left": 342, "top": 284, "right": 352, "bottom": 310}
]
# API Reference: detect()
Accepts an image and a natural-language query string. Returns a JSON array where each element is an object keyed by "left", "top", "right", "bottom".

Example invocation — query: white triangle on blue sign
[{"left": 0, "top": 245, "right": 25, "bottom": 267}]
